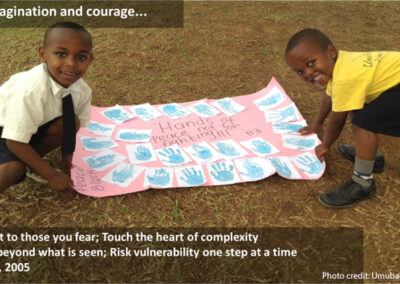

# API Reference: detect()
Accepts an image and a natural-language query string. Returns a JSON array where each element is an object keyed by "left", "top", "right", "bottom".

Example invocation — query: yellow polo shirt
[{"left": 326, "top": 50, "right": 400, "bottom": 112}]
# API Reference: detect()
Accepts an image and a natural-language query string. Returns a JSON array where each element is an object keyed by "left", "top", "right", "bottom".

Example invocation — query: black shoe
[
  {"left": 319, "top": 179, "right": 376, "bottom": 208},
  {"left": 336, "top": 144, "right": 385, "bottom": 173}
]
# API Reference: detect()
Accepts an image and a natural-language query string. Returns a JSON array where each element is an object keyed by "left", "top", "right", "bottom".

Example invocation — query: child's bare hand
[
  {"left": 298, "top": 122, "right": 323, "bottom": 135},
  {"left": 315, "top": 144, "right": 329, "bottom": 162},
  {"left": 48, "top": 171, "right": 74, "bottom": 191}
]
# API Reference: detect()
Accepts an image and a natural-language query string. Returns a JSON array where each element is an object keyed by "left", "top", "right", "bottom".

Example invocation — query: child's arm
[
  {"left": 315, "top": 111, "right": 348, "bottom": 162},
  {"left": 298, "top": 93, "right": 332, "bottom": 135},
  {"left": 6, "top": 140, "right": 74, "bottom": 191}
]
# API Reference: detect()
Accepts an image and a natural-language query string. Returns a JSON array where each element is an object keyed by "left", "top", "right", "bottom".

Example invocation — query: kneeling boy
[{"left": 0, "top": 22, "right": 93, "bottom": 193}]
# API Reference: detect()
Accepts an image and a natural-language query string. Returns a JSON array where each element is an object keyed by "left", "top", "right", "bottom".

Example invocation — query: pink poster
[{"left": 72, "top": 78, "right": 325, "bottom": 197}]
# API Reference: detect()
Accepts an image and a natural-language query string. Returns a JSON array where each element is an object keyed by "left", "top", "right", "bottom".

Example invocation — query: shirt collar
[{"left": 42, "top": 63, "right": 81, "bottom": 98}]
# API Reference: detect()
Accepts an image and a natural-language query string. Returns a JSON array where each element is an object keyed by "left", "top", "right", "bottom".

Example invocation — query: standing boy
[
  {"left": 285, "top": 28, "right": 400, "bottom": 208},
  {"left": 0, "top": 22, "right": 93, "bottom": 193}
]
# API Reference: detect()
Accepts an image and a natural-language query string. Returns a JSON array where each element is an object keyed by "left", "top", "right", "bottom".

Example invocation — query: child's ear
[
  {"left": 327, "top": 44, "right": 338, "bottom": 60},
  {"left": 38, "top": 47, "right": 46, "bottom": 62}
]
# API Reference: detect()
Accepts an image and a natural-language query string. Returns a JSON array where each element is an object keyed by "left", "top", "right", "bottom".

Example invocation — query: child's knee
[
  {"left": 351, "top": 123, "right": 360, "bottom": 132},
  {"left": 0, "top": 161, "right": 26, "bottom": 192},
  {"left": 351, "top": 124, "right": 367, "bottom": 136},
  {"left": 46, "top": 117, "right": 63, "bottom": 136},
  {"left": 47, "top": 115, "right": 81, "bottom": 135}
]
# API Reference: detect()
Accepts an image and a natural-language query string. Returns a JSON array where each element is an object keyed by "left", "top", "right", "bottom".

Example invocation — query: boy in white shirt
[{"left": 0, "top": 21, "right": 93, "bottom": 193}]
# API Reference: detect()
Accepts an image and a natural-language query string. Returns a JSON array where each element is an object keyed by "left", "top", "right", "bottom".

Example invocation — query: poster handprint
[{"left": 72, "top": 77, "right": 325, "bottom": 197}]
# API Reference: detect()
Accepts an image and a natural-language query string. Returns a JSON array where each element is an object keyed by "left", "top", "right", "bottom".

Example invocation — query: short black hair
[
  {"left": 285, "top": 28, "right": 332, "bottom": 56},
  {"left": 43, "top": 21, "right": 92, "bottom": 47}
]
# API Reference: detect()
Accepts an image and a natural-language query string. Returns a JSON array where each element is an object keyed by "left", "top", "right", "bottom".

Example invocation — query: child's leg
[
  {"left": 354, "top": 125, "right": 378, "bottom": 160},
  {"left": 0, "top": 130, "right": 27, "bottom": 191},
  {"left": 0, "top": 115, "right": 80, "bottom": 192},
  {"left": 0, "top": 161, "right": 26, "bottom": 193},
  {"left": 319, "top": 116, "right": 379, "bottom": 208},
  {"left": 319, "top": 126, "right": 378, "bottom": 208},
  {"left": 336, "top": 143, "right": 384, "bottom": 173},
  {"left": 320, "top": 85, "right": 400, "bottom": 208},
  {"left": 31, "top": 117, "right": 63, "bottom": 156},
  {"left": 31, "top": 115, "right": 80, "bottom": 157},
  {"left": 352, "top": 125, "right": 377, "bottom": 188}
]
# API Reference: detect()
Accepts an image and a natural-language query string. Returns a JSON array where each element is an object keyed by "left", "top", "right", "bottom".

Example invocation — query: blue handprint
[
  {"left": 87, "top": 154, "right": 116, "bottom": 169},
  {"left": 134, "top": 145, "right": 152, "bottom": 161},
  {"left": 218, "top": 99, "right": 238, "bottom": 114},
  {"left": 273, "top": 122, "right": 303, "bottom": 133},
  {"left": 162, "top": 104, "right": 188, "bottom": 118},
  {"left": 147, "top": 169, "right": 170, "bottom": 186},
  {"left": 192, "top": 144, "right": 213, "bottom": 160},
  {"left": 269, "top": 158, "right": 293, "bottom": 178},
  {"left": 159, "top": 148, "right": 185, "bottom": 164},
  {"left": 251, "top": 140, "right": 272, "bottom": 155},
  {"left": 215, "top": 142, "right": 240, "bottom": 157},
  {"left": 284, "top": 137, "right": 316, "bottom": 150},
  {"left": 193, "top": 104, "right": 214, "bottom": 116},
  {"left": 258, "top": 92, "right": 281, "bottom": 107},
  {"left": 135, "top": 107, "right": 154, "bottom": 120},
  {"left": 87, "top": 122, "right": 112, "bottom": 133},
  {"left": 180, "top": 167, "right": 205, "bottom": 186},
  {"left": 295, "top": 155, "right": 323, "bottom": 175},
  {"left": 239, "top": 159, "right": 264, "bottom": 179},
  {"left": 104, "top": 109, "right": 131, "bottom": 122},
  {"left": 210, "top": 162, "right": 235, "bottom": 182},
  {"left": 82, "top": 138, "right": 114, "bottom": 150},
  {"left": 112, "top": 165, "right": 134, "bottom": 183},
  {"left": 267, "top": 105, "right": 297, "bottom": 122},
  {"left": 119, "top": 132, "right": 150, "bottom": 141},
  {"left": 281, "top": 105, "right": 295, "bottom": 117}
]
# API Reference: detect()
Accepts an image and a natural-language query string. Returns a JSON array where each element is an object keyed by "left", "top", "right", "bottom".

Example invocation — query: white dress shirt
[{"left": 0, "top": 63, "right": 92, "bottom": 143}]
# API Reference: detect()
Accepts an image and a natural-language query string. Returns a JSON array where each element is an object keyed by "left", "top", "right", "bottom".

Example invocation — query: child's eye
[
  {"left": 56, "top": 52, "right": 66, "bottom": 58},
  {"left": 307, "top": 60, "right": 315, "bottom": 67},
  {"left": 297, "top": 70, "right": 303, "bottom": 75},
  {"left": 78, "top": 55, "right": 88, "bottom": 61}
]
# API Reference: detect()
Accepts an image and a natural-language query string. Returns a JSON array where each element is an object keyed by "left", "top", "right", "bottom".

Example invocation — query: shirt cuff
[{"left": 80, "top": 119, "right": 90, "bottom": 128}]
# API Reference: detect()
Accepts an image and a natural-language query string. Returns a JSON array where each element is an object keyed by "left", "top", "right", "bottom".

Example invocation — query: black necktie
[{"left": 62, "top": 94, "right": 76, "bottom": 156}]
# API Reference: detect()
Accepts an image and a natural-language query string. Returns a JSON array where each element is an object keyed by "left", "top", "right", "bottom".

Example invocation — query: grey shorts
[{"left": 0, "top": 118, "right": 58, "bottom": 165}]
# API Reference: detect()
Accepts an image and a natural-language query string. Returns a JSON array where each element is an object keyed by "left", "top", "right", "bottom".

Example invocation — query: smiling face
[
  {"left": 285, "top": 40, "right": 337, "bottom": 86},
  {"left": 39, "top": 28, "right": 93, "bottom": 88}
]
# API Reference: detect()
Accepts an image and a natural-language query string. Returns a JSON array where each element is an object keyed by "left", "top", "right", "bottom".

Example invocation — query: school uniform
[
  {"left": 326, "top": 50, "right": 400, "bottom": 136},
  {"left": 0, "top": 63, "right": 91, "bottom": 164}
]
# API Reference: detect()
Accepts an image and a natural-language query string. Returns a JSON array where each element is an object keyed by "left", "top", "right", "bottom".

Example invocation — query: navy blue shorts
[
  {"left": 0, "top": 118, "right": 58, "bottom": 165},
  {"left": 352, "top": 84, "right": 400, "bottom": 137}
]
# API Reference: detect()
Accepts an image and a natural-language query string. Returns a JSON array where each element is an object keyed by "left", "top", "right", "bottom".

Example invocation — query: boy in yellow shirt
[{"left": 285, "top": 28, "right": 400, "bottom": 208}]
